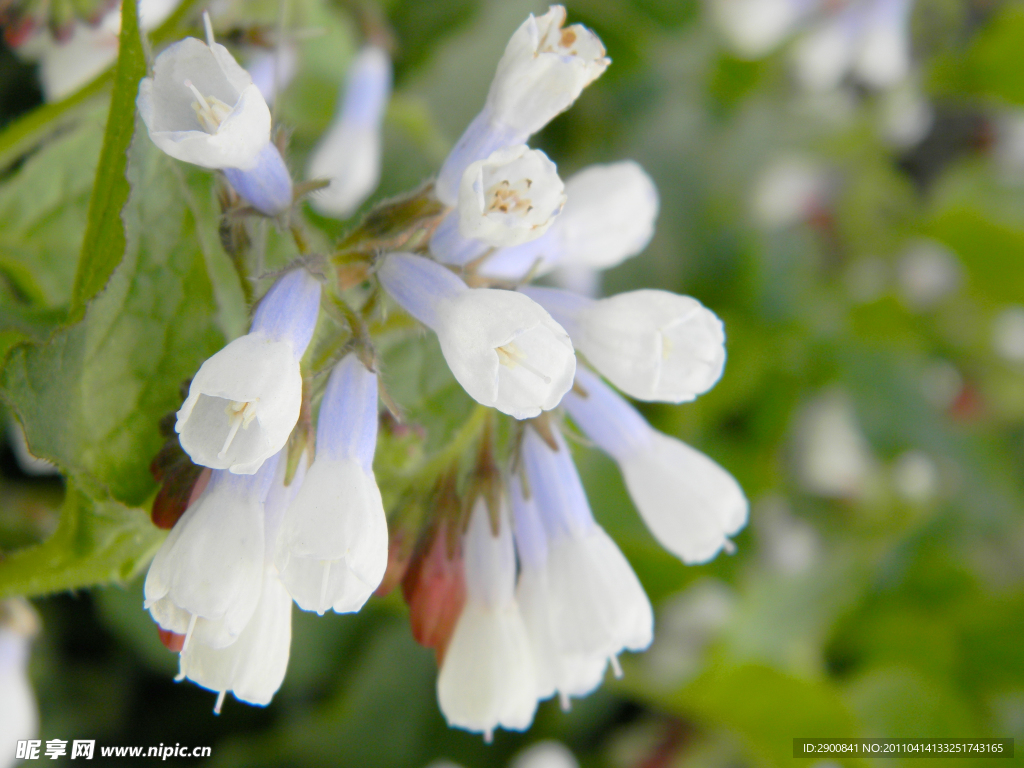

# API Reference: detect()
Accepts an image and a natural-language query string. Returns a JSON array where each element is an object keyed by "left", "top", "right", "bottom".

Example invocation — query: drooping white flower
[
  {"left": 481, "top": 161, "right": 659, "bottom": 282},
  {"left": 177, "top": 566, "right": 292, "bottom": 710},
  {"left": 176, "top": 446, "right": 304, "bottom": 710},
  {"left": 522, "top": 287, "right": 726, "bottom": 403},
  {"left": 437, "top": 497, "right": 537, "bottom": 740},
  {"left": 376, "top": 253, "right": 576, "bottom": 419},
  {"left": 137, "top": 16, "right": 293, "bottom": 215},
  {"left": 307, "top": 45, "right": 392, "bottom": 218},
  {"left": 176, "top": 268, "right": 320, "bottom": 474},
  {"left": 138, "top": 19, "right": 270, "bottom": 170},
  {"left": 510, "top": 476, "right": 607, "bottom": 707},
  {"left": 563, "top": 367, "right": 748, "bottom": 564},
  {"left": 431, "top": 146, "right": 565, "bottom": 265},
  {"left": 274, "top": 354, "right": 388, "bottom": 615},
  {"left": 520, "top": 426, "right": 654, "bottom": 667},
  {"left": 0, "top": 599, "right": 38, "bottom": 768},
  {"left": 144, "top": 454, "right": 280, "bottom": 650},
  {"left": 435, "top": 5, "right": 609, "bottom": 204}
]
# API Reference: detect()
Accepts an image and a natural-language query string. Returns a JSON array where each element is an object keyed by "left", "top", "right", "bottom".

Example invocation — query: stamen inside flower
[
  {"left": 219, "top": 400, "right": 259, "bottom": 459},
  {"left": 485, "top": 178, "right": 534, "bottom": 215},
  {"left": 184, "top": 79, "right": 233, "bottom": 133},
  {"left": 181, "top": 612, "right": 198, "bottom": 655},
  {"left": 496, "top": 342, "right": 552, "bottom": 384},
  {"left": 213, "top": 690, "right": 226, "bottom": 715}
]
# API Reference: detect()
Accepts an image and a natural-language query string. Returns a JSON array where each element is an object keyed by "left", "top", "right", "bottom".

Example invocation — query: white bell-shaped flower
[
  {"left": 481, "top": 161, "right": 658, "bottom": 281},
  {"left": 520, "top": 427, "right": 653, "bottom": 665},
  {"left": 435, "top": 5, "right": 608, "bottom": 204},
  {"left": 307, "top": 45, "right": 392, "bottom": 218},
  {"left": 523, "top": 287, "right": 726, "bottom": 403},
  {"left": 563, "top": 367, "right": 748, "bottom": 564},
  {"left": 144, "top": 455, "right": 280, "bottom": 650},
  {"left": 137, "top": 20, "right": 271, "bottom": 171},
  {"left": 431, "top": 145, "right": 565, "bottom": 265},
  {"left": 176, "top": 269, "right": 320, "bottom": 474},
  {"left": 377, "top": 253, "right": 576, "bottom": 419},
  {"left": 0, "top": 600, "right": 38, "bottom": 764},
  {"left": 510, "top": 477, "right": 607, "bottom": 707},
  {"left": 137, "top": 17, "right": 293, "bottom": 215},
  {"left": 437, "top": 497, "right": 537, "bottom": 739},
  {"left": 177, "top": 565, "right": 292, "bottom": 710},
  {"left": 274, "top": 354, "right": 388, "bottom": 615}
]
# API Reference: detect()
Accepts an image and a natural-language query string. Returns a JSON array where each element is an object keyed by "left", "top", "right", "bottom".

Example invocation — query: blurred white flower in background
[
  {"left": 896, "top": 240, "right": 963, "bottom": 311},
  {"left": 751, "top": 155, "right": 832, "bottom": 228},
  {"left": 715, "top": 0, "right": 915, "bottom": 93},
  {"left": 642, "top": 579, "right": 735, "bottom": 689},
  {"left": 14, "top": 0, "right": 182, "bottom": 101},
  {"left": 878, "top": 81, "right": 934, "bottom": 149},
  {"left": 755, "top": 494, "right": 820, "bottom": 575},
  {"left": 892, "top": 450, "right": 939, "bottom": 505},
  {"left": 992, "top": 306, "right": 1024, "bottom": 365},
  {"left": 792, "top": 388, "right": 878, "bottom": 500}
]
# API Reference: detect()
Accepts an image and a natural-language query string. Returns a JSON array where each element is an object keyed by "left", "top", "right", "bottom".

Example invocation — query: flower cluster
[{"left": 138, "top": 5, "right": 747, "bottom": 736}]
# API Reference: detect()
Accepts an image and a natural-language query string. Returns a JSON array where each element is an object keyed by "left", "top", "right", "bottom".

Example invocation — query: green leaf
[
  {"left": 68, "top": 0, "right": 146, "bottom": 322},
  {"left": 0, "top": 114, "right": 105, "bottom": 308},
  {"left": 633, "top": 663, "right": 865, "bottom": 767},
  {"left": 0, "top": 481, "right": 163, "bottom": 600},
  {"left": 1, "top": 136, "right": 225, "bottom": 506}
]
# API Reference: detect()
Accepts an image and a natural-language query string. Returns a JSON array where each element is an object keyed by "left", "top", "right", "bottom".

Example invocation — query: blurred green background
[{"left": 2, "top": 0, "right": 1024, "bottom": 766}]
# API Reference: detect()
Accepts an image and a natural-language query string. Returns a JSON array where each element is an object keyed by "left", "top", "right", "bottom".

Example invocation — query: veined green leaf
[
  {"left": 68, "top": 0, "right": 146, "bottom": 322},
  {"left": 2, "top": 136, "right": 225, "bottom": 507},
  {"left": 0, "top": 481, "right": 163, "bottom": 600}
]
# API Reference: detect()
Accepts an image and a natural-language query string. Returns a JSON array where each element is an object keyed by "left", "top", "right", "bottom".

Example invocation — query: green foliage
[
  {"left": 2, "top": 136, "right": 225, "bottom": 507},
  {"left": 69, "top": 0, "right": 146, "bottom": 322},
  {"left": 0, "top": 482, "right": 162, "bottom": 600}
]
